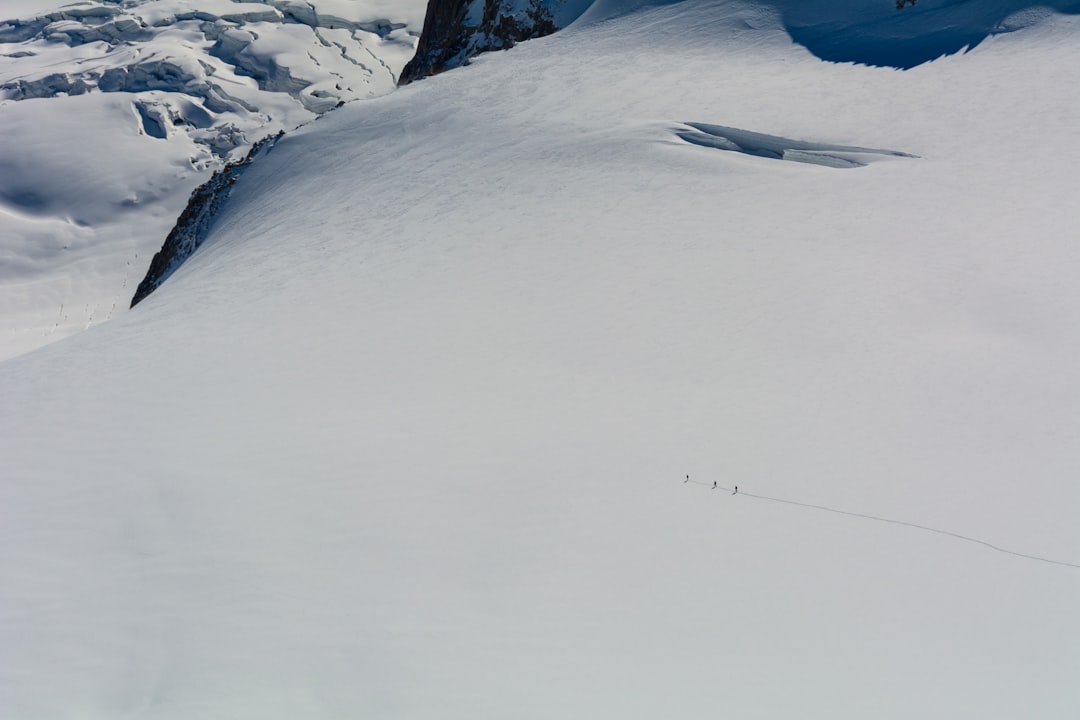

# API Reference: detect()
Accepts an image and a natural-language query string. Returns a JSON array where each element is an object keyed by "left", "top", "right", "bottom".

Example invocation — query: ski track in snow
[
  {"left": 685, "top": 479, "right": 1080, "bottom": 570},
  {"left": 3, "top": 1, "right": 1080, "bottom": 718}
]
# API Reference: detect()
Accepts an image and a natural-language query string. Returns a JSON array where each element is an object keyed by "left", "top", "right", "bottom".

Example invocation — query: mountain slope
[{"left": 2, "top": 1, "right": 1079, "bottom": 718}]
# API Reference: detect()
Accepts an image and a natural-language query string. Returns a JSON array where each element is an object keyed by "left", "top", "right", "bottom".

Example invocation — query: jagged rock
[
  {"left": 130, "top": 131, "right": 284, "bottom": 307},
  {"left": 400, "top": 0, "right": 567, "bottom": 83}
]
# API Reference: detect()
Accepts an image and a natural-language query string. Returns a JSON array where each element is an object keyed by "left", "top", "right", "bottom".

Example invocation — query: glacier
[
  {"left": 0, "top": 0, "right": 427, "bottom": 360},
  {"left": 2, "top": 0, "right": 1080, "bottom": 718}
]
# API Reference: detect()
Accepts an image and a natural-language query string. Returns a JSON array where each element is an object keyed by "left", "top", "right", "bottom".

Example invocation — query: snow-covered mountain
[
  {"left": 3, "top": 1, "right": 1080, "bottom": 718},
  {"left": 0, "top": 0, "right": 426, "bottom": 360}
]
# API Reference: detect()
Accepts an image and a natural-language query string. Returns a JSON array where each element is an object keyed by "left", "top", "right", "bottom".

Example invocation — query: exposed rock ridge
[
  {"left": 399, "top": 0, "right": 562, "bottom": 83},
  {"left": 130, "top": 131, "right": 283, "bottom": 307}
]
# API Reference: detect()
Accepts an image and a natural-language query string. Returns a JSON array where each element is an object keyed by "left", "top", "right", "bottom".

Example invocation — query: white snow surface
[
  {"left": 2, "top": 1, "right": 66, "bottom": 15},
  {"left": 3, "top": 1, "right": 1080, "bottom": 718},
  {"left": 0, "top": 0, "right": 425, "bottom": 360}
]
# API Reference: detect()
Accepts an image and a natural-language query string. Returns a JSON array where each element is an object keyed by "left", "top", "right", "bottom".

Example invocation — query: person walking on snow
[
  {"left": 712, "top": 481, "right": 717, "bottom": 489},
  {"left": 733, "top": 486, "right": 738, "bottom": 495}
]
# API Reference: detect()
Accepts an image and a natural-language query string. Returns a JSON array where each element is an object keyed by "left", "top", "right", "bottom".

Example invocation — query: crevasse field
[
  {"left": 0, "top": 0, "right": 424, "bottom": 360},
  {"left": 2, "top": 0, "right": 1080, "bottom": 718}
]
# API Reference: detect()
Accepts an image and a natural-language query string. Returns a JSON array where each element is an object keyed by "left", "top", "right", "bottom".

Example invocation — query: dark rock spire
[{"left": 399, "top": 0, "right": 561, "bottom": 84}]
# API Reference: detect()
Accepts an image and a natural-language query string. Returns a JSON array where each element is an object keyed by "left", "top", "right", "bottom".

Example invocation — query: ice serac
[
  {"left": 0, "top": 1, "right": 422, "bottom": 158},
  {"left": 399, "top": 0, "right": 588, "bottom": 83}
]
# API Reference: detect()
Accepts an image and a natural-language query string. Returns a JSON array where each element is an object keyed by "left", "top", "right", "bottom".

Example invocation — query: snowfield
[{"left": 2, "top": 0, "right": 1080, "bottom": 718}]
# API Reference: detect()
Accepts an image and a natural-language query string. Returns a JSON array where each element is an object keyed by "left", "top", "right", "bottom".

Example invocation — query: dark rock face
[
  {"left": 130, "top": 132, "right": 284, "bottom": 307},
  {"left": 399, "top": 0, "right": 559, "bottom": 83}
]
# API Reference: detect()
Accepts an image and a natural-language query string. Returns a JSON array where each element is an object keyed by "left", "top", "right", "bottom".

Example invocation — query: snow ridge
[
  {"left": 130, "top": 130, "right": 283, "bottom": 307},
  {"left": 685, "top": 479, "right": 1080, "bottom": 570}
]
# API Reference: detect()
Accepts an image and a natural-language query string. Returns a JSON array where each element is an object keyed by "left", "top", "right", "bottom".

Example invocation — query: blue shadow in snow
[
  {"left": 676, "top": 122, "right": 917, "bottom": 168},
  {"left": 779, "top": 0, "right": 1080, "bottom": 69}
]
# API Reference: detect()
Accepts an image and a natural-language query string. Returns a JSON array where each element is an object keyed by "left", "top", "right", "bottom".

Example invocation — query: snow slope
[
  {"left": 3, "top": 1, "right": 1080, "bottom": 718},
  {"left": 2, "top": 1, "right": 68, "bottom": 16},
  {"left": 0, "top": 0, "right": 425, "bottom": 360}
]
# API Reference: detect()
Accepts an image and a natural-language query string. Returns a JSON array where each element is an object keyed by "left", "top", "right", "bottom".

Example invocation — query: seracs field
[
  {"left": 0, "top": 0, "right": 425, "bottom": 359},
  {"left": 2, "top": 1, "right": 1080, "bottom": 718}
]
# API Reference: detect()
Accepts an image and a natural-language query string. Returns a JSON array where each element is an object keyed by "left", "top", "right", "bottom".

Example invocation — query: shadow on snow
[
  {"left": 778, "top": 0, "right": 1080, "bottom": 69},
  {"left": 675, "top": 122, "right": 917, "bottom": 168}
]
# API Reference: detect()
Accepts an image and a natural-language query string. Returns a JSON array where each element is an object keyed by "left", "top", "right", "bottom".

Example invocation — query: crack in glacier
[{"left": 676, "top": 122, "right": 918, "bottom": 168}]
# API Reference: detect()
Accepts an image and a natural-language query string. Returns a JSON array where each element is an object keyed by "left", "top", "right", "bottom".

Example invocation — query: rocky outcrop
[
  {"left": 399, "top": 0, "right": 566, "bottom": 83},
  {"left": 130, "top": 132, "right": 283, "bottom": 307}
]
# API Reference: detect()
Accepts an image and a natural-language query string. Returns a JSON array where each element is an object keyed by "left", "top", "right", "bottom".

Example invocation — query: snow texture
[{"left": 2, "top": 1, "right": 1080, "bottom": 719}]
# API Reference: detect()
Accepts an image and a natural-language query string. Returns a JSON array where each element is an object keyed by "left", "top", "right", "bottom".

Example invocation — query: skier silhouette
[
  {"left": 733, "top": 485, "right": 738, "bottom": 495},
  {"left": 712, "top": 481, "right": 717, "bottom": 489},
  {"left": 685, "top": 475, "right": 690, "bottom": 483}
]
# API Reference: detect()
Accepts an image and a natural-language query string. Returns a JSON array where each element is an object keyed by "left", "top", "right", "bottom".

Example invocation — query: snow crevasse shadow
[{"left": 675, "top": 122, "right": 918, "bottom": 168}]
